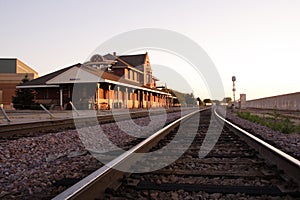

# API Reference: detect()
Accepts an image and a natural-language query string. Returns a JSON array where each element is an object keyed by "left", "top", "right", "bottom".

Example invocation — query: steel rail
[
  {"left": 214, "top": 107, "right": 300, "bottom": 185},
  {"left": 53, "top": 108, "right": 209, "bottom": 200},
  {"left": 0, "top": 108, "right": 190, "bottom": 137}
]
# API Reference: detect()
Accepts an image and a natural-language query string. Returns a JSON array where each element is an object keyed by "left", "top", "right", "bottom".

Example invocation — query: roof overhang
[
  {"left": 16, "top": 85, "right": 59, "bottom": 89},
  {"left": 46, "top": 67, "right": 104, "bottom": 84},
  {"left": 104, "top": 79, "right": 169, "bottom": 95}
]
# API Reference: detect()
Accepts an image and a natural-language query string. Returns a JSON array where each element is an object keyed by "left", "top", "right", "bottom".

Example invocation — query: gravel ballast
[
  {"left": 0, "top": 110, "right": 195, "bottom": 199},
  {"left": 225, "top": 109, "right": 300, "bottom": 159}
]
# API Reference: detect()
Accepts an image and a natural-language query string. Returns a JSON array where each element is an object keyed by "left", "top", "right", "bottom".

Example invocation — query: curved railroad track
[{"left": 54, "top": 107, "right": 300, "bottom": 199}]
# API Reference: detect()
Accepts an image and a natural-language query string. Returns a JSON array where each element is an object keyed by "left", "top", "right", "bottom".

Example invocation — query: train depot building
[{"left": 17, "top": 53, "right": 173, "bottom": 110}]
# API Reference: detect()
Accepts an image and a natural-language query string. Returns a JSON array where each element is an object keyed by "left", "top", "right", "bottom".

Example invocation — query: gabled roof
[
  {"left": 46, "top": 66, "right": 105, "bottom": 84},
  {"left": 82, "top": 65, "right": 143, "bottom": 87},
  {"left": 17, "top": 63, "right": 168, "bottom": 95},
  {"left": 112, "top": 57, "right": 133, "bottom": 67},
  {"left": 118, "top": 53, "right": 147, "bottom": 67},
  {"left": 111, "top": 57, "right": 144, "bottom": 73},
  {"left": 103, "top": 53, "right": 116, "bottom": 60},
  {"left": 19, "top": 63, "right": 81, "bottom": 87}
]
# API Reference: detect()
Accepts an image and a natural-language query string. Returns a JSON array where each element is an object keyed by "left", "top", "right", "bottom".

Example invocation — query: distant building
[
  {"left": 0, "top": 58, "right": 38, "bottom": 109},
  {"left": 17, "top": 53, "right": 172, "bottom": 110},
  {"left": 245, "top": 92, "right": 300, "bottom": 111},
  {"left": 239, "top": 94, "right": 246, "bottom": 109}
]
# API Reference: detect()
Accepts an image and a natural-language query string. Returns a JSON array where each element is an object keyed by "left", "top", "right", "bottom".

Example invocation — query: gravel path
[
  {"left": 225, "top": 109, "right": 300, "bottom": 160},
  {"left": 0, "top": 109, "right": 195, "bottom": 199}
]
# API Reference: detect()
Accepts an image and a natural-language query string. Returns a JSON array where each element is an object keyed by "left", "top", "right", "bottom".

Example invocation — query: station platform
[
  {"left": 0, "top": 107, "right": 189, "bottom": 126},
  {"left": 0, "top": 110, "right": 107, "bottom": 125}
]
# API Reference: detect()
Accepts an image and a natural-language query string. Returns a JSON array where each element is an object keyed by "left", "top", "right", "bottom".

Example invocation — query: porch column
[
  {"left": 108, "top": 85, "right": 111, "bottom": 110},
  {"left": 125, "top": 88, "right": 128, "bottom": 109},
  {"left": 166, "top": 95, "right": 168, "bottom": 108},
  {"left": 142, "top": 91, "right": 144, "bottom": 109},
  {"left": 149, "top": 92, "right": 151, "bottom": 108},
  {"left": 158, "top": 94, "right": 160, "bottom": 107},
  {"left": 150, "top": 93, "right": 152, "bottom": 108},
  {"left": 97, "top": 83, "right": 100, "bottom": 110},
  {"left": 147, "top": 92, "right": 149, "bottom": 109},
  {"left": 68, "top": 85, "right": 71, "bottom": 98},
  {"left": 138, "top": 90, "right": 140, "bottom": 108},
  {"left": 59, "top": 88, "right": 63, "bottom": 110},
  {"left": 117, "top": 86, "right": 120, "bottom": 108},
  {"left": 132, "top": 89, "right": 135, "bottom": 108}
]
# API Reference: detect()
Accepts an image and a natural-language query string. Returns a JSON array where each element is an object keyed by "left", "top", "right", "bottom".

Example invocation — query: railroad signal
[{"left": 232, "top": 76, "right": 236, "bottom": 103}]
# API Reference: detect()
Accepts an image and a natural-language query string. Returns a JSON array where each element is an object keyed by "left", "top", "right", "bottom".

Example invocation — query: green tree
[
  {"left": 223, "top": 97, "right": 232, "bottom": 104},
  {"left": 168, "top": 90, "right": 197, "bottom": 106},
  {"left": 196, "top": 97, "right": 204, "bottom": 106},
  {"left": 12, "top": 75, "right": 36, "bottom": 109},
  {"left": 213, "top": 100, "right": 220, "bottom": 105},
  {"left": 203, "top": 99, "right": 212, "bottom": 105},
  {"left": 169, "top": 89, "right": 185, "bottom": 105},
  {"left": 184, "top": 93, "right": 197, "bottom": 106},
  {"left": 203, "top": 99, "right": 212, "bottom": 103}
]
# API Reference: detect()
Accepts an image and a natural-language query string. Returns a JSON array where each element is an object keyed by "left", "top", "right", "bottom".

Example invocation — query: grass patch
[{"left": 236, "top": 111, "right": 300, "bottom": 134}]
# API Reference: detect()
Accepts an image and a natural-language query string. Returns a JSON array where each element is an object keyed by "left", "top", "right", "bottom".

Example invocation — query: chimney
[{"left": 113, "top": 52, "right": 116, "bottom": 56}]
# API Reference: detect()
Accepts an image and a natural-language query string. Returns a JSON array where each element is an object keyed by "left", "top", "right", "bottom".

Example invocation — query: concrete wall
[{"left": 245, "top": 92, "right": 300, "bottom": 111}]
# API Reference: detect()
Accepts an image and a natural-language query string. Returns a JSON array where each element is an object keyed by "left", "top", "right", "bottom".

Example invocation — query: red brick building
[{"left": 0, "top": 58, "right": 38, "bottom": 109}]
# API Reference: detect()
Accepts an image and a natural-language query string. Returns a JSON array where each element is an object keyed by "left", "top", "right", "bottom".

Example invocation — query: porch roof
[{"left": 17, "top": 64, "right": 169, "bottom": 95}]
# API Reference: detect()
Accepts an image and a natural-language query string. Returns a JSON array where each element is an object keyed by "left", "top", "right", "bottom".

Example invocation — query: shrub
[{"left": 236, "top": 111, "right": 298, "bottom": 134}]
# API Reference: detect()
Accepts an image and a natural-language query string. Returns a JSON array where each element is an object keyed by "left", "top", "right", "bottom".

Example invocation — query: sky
[{"left": 1, "top": 0, "right": 300, "bottom": 101}]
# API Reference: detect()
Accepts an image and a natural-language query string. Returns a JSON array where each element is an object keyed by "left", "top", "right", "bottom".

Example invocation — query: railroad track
[
  {"left": 54, "top": 107, "right": 300, "bottom": 199},
  {"left": 0, "top": 108, "right": 186, "bottom": 139}
]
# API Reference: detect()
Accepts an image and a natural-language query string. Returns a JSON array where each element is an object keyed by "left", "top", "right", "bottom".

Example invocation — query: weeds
[{"left": 236, "top": 111, "right": 300, "bottom": 134}]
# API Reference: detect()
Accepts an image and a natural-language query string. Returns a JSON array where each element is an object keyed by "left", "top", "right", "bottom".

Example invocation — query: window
[
  {"left": 130, "top": 70, "right": 133, "bottom": 80},
  {"left": 147, "top": 74, "right": 151, "bottom": 84},
  {"left": 134, "top": 72, "right": 138, "bottom": 81},
  {"left": 0, "top": 90, "right": 2, "bottom": 104}
]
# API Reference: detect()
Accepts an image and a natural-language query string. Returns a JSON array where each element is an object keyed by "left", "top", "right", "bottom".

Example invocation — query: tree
[
  {"left": 222, "top": 97, "right": 232, "bottom": 104},
  {"left": 12, "top": 75, "right": 36, "bottom": 109},
  {"left": 196, "top": 97, "right": 204, "bottom": 106},
  {"left": 203, "top": 99, "right": 212, "bottom": 104},
  {"left": 168, "top": 90, "right": 197, "bottom": 107},
  {"left": 184, "top": 93, "right": 197, "bottom": 106},
  {"left": 213, "top": 99, "right": 221, "bottom": 105}
]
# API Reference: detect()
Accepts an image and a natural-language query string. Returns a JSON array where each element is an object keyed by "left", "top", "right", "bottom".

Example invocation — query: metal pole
[
  {"left": 0, "top": 105, "right": 11, "bottom": 122},
  {"left": 232, "top": 76, "right": 236, "bottom": 104},
  {"left": 40, "top": 104, "right": 55, "bottom": 119},
  {"left": 233, "top": 81, "right": 236, "bottom": 102}
]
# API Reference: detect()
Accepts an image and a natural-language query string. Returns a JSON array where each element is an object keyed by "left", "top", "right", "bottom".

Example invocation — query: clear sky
[{"left": 1, "top": 0, "right": 300, "bottom": 101}]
